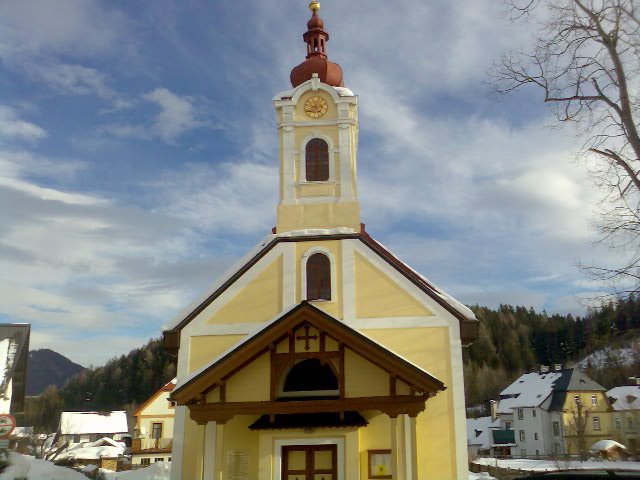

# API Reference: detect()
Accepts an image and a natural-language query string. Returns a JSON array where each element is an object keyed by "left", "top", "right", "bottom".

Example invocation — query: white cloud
[
  {"left": 102, "top": 88, "right": 204, "bottom": 144},
  {"left": 144, "top": 88, "right": 201, "bottom": 143},
  {"left": 0, "top": 0, "right": 131, "bottom": 59},
  {"left": 154, "top": 161, "right": 277, "bottom": 234},
  {"left": 23, "top": 63, "right": 115, "bottom": 99},
  {"left": 0, "top": 145, "right": 274, "bottom": 364},
  {"left": 0, "top": 0, "right": 622, "bottom": 364},
  {"left": 0, "top": 106, "right": 47, "bottom": 141}
]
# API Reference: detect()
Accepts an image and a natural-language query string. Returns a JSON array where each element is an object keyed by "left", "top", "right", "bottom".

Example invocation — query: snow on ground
[
  {"left": 101, "top": 462, "right": 170, "bottom": 480},
  {"left": 469, "top": 472, "right": 497, "bottom": 479},
  {"left": 0, "top": 453, "right": 170, "bottom": 480},
  {"left": 57, "top": 445, "right": 124, "bottom": 461},
  {"left": 0, "top": 452, "right": 86, "bottom": 480},
  {"left": 474, "top": 457, "right": 640, "bottom": 472}
]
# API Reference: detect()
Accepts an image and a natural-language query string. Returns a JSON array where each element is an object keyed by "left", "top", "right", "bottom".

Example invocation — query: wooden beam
[{"left": 187, "top": 395, "right": 427, "bottom": 425}]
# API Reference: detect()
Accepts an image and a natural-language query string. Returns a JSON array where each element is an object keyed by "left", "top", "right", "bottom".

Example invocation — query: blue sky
[{"left": 0, "top": 0, "right": 613, "bottom": 366}]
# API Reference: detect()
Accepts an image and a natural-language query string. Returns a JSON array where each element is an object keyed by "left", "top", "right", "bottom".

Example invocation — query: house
[
  {"left": 467, "top": 403, "right": 518, "bottom": 460},
  {"left": 467, "top": 416, "right": 496, "bottom": 459},
  {"left": 162, "top": 3, "right": 478, "bottom": 480},
  {"left": 607, "top": 378, "right": 640, "bottom": 453},
  {"left": 131, "top": 379, "right": 176, "bottom": 467},
  {"left": 0, "top": 324, "right": 30, "bottom": 422},
  {"left": 57, "top": 411, "right": 129, "bottom": 448},
  {"left": 55, "top": 436, "right": 126, "bottom": 471},
  {"left": 495, "top": 366, "right": 612, "bottom": 457}
]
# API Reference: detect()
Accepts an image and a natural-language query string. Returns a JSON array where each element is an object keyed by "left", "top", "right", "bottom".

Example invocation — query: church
[{"left": 164, "top": 3, "right": 478, "bottom": 479}]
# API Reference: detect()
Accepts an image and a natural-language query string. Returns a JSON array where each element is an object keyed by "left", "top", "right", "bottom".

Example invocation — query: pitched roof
[
  {"left": 163, "top": 230, "right": 477, "bottom": 344},
  {"left": 497, "top": 371, "right": 562, "bottom": 413},
  {"left": 548, "top": 369, "right": 607, "bottom": 412},
  {"left": 608, "top": 385, "right": 640, "bottom": 411},
  {"left": 172, "top": 301, "right": 445, "bottom": 404},
  {"left": 498, "top": 368, "right": 606, "bottom": 413},
  {"left": 133, "top": 379, "right": 176, "bottom": 418},
  {"left": 466, "top": 416, "right": 497, "bottom": 449},
  {"left": 59, "top": 411, "right": 128, "bottom": 435}
]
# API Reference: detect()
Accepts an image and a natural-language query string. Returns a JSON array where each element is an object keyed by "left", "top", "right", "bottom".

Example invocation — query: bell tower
[{"left": 273, "top": 1, "right": 361, "bottom": 234}]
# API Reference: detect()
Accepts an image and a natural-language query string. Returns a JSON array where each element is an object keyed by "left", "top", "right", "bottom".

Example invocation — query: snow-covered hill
[{"left": 578, "top": 345, "right": 637, "bottom": 369}]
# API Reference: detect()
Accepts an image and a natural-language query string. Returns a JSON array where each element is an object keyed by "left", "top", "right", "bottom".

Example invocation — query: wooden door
[{"left": 282, "top": 444, "right": 337, "bottom": 480}]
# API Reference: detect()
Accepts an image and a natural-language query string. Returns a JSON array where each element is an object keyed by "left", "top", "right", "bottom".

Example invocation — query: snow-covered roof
[
  {"left": 367, "top": 237, "right": 476, "bottom": 320},
  {"left": 498, "top": 368, "right": 606, "bottom": 414},
  {"left": 272, "top": 85, "right": 355, "bottom": 101},
  {"left": 59, "top": 411, "right": 128, "bottom": 435},
  {"left": 57, "top": 444, "right": 124, "bottom": 461},
  {"left": 467, "top": 416, "right": 498, "bottom": 449},
  {"left": 590, "top": 439, "right": 626, "bottom": 452},
  {"left": 608, "top": 385, "right": 640, "bottom": 411},
  {"left": 497, "top": 371, "right": 562, "bottom": 413}
]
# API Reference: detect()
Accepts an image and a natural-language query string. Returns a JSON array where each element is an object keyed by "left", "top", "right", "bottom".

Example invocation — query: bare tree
[
  {"left": 494, "top": 0, "right": 640, "bottom": 297},
  {"left": 567, "top": 397, "right": 590, "bottom": 460}
]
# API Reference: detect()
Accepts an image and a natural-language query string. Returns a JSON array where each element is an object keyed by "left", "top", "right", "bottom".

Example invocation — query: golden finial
[{"left": 308, "top": 1, "right": 320, "bottom": 13}]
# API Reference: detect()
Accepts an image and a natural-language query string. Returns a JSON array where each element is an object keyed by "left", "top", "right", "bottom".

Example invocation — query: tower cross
[{"left": 296, "top": 325, "right": 318, "bottom": 351}]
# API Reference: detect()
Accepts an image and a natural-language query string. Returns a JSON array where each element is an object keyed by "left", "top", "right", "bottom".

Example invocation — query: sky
[{"left": 0, "top": 0, "right": 616, "bottom": 366}]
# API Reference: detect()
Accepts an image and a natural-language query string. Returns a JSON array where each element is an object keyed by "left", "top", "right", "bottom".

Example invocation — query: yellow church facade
[{"left": 164, "top": 4, "right": 477, "bottom": 479}]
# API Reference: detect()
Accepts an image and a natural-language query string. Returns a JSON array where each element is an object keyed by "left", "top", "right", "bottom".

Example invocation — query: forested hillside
[
  {"left": 24, "top": 296, "right": 640, "bottom": 431},
  {"left": 25, "top": 338, "right": 176, "bottom": 432},
  {"left": 464, "top": 296, "right": 640, "bottom": 406}
]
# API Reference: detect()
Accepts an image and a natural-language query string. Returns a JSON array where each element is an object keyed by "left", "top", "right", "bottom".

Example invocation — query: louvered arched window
[
  {"left": 306, "top": 253, "right": 331, "bottom": 301},
  {"left": 305, "top": 138, "right": 329, "bottom": 181}
]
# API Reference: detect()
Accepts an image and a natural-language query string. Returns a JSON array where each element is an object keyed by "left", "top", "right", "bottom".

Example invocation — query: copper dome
[{"left": 289, "top": 3, "right": 344, "bottom": 88}]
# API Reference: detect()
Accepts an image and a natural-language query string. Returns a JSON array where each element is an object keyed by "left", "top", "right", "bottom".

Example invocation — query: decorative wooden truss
[{"left": 172, "top": 302, "right": 445, "bottom": 425}]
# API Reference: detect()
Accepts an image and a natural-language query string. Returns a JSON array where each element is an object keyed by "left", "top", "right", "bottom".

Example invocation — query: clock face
[{"left": 304, "top": 96, "right": 328, "bottom": 118}]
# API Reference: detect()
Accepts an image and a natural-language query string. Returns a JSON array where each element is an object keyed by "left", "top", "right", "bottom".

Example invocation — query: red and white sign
[{"left": 0, "top": 414, "right": 16, "bottom": 438}]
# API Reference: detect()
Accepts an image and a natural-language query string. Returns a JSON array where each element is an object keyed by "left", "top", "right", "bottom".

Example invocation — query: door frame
[{"left": 273, "top": 437, "right": 345, "bottom": 480}]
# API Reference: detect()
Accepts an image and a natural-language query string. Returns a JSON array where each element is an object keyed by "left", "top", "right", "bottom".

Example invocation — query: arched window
[
  {"left": 282, "top": 359, "right": 338, "bottom": 397},
  {"left": 306, "top": 253, "right": 331, "bottom": 300},
  {"left": 305, "top": 138, "right": 329, "bottom": 181}
]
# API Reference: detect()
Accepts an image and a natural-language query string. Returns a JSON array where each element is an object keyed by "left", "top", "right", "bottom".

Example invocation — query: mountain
[{"left": 26, "top": 349, "right": 86, "bottom": 396}]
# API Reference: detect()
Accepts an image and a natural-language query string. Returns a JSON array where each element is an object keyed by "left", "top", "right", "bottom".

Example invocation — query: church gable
[
  {"left": 354, "top": 251, "right": 433, "bottom": 318},
  {"left": 171, "top": 302, "right": 444, "bottom": 412},
  {"left": 206, "top": 255, "right": 283, "bottom": 325}
]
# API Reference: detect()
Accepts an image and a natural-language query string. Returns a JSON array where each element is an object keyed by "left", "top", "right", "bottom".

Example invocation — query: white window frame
[
  {"left": 593, "top": 416, "right": 600, "bottom": 431},
  {"left": 590, "top": 394, "right": 597, "bottom": 406},
  {"left": 301, "top": 247, "right": 336, "bottom": 302},
  {"left": 518, "top": 408, "right": 524, "bottom": 420},
  {"left": 299, "top": 134, "right": 336, "bottom": 184},
  {"left": 519, "top": 430, "right": 525, "bottom": 442},
  {"left": 553, "top": 421, "right": 560, "bottom": 437},
  {"left": 273, "top": 437, "right": 345, "bottom": 480}
]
